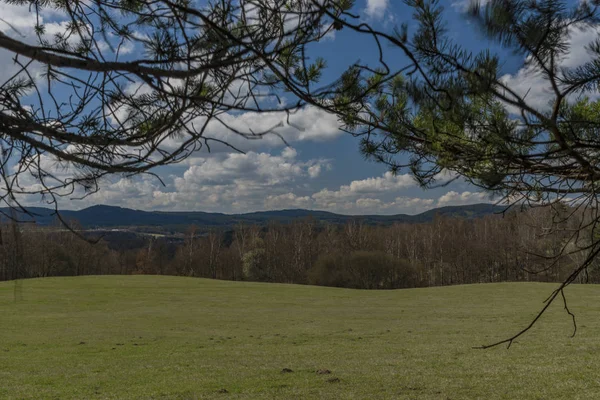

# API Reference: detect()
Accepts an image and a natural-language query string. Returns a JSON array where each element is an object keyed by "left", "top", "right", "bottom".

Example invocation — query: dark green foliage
[
  {"left": 309, "top": 251, "right": 419, "bottom": 289},
  {"left": 242, "top": 248, "right": 267, "bottom": 281},
  {"left": 327, "top": 0, "right": 600, "bottom": 208}
]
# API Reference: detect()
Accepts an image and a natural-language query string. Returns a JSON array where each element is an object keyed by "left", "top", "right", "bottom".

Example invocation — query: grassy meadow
[{"left": 1, "top": 276, "right": 600, "bottom": 399}]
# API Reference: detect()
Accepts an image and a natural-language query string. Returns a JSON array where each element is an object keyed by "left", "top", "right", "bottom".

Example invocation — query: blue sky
[{"left": 0, "top": 0, "right": 594, "bottom": 214}]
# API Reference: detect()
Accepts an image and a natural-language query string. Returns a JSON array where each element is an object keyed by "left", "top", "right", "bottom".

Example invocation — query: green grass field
[{"left": 1, "top": 276, "right": 600, "bottom": 399}]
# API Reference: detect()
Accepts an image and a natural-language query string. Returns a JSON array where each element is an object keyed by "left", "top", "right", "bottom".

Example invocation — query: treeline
[{"left": 0, "top": 206, "right": 598, "bottom": 288}]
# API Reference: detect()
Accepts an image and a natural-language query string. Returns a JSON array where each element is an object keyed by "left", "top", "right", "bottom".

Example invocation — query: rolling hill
[{"left": 2, "top": 203, "right": 506, "bottom": 230}]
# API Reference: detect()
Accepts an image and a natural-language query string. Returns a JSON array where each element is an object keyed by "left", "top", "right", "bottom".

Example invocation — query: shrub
[
  {"left": 309, "top": 251, "right": 418, "bottom": 289},
  {"left": 242, "top": 248, "right": 267, "bottom": 281}
]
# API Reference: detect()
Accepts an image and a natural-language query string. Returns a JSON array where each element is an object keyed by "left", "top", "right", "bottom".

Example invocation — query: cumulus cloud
[
  {"left": 308, "top": 164, "right": 324, "bottom": 179},
  {"left": 80, "top": 177, "right": 159, "bottom": 209},
  {"left": 164, "top": 150, "right": 328, "bottom": 211},
  {"left": 97, "top": 38, "right": 136, "bottom": 56},
  {"left": 0, "top": 2, "right": 135, "bottom": 87},
  {"left": 17, "top": 153, "right": 495, "bottom": 215},
  {"left": 19, "top": 159, "right": 444, "bottom": 215},
  {"left": 452, "top": 0, "right": 489, "bottom": 11},
  {"left": 437, "top": 191, "right": 491, "bottom": 207},
  {"left": 215, "top": 106, "right": 342, "bottom": 143},
  {"left": 0, "top": 3, "right": 36, "bottom": 33},
  {"left": 261, "top": 172, "right": 432, "bottom": 215},
  {"left": 364, "top": 0, "right": 389, "bottom": 19},
  {"left": 447, "top": 4, "right": 599, "bottom": 114},
  {"left": 312, "top": 171, "right": 415, "bottom": 204},
  {"left": 71, "top": 148, "right": 331, "bottom": 212},
  {"left": 264, "top": 193, "right": 313, "bottom": 210},
  {"left": 174, "top": 148, "right": 325, "bottom": 189},
  {"left": 499, "top": 23, "right": 600, "bottom": 113},
  {"left": 0, "top": 3, "right": 62, "bottom": 84},
  {"left": 263, "top": 192, "right": 435, "bottom": 215},
  {"left": 396, "top": 196, "right": 436, "bottom": 210},
  {"left": 2, "top": 1, "right": 498, "bottom": 217},
  {"left": 352, "top": 196, "right": 435, "bottom": 214},
  {"left": 156, "top": 105, "right": 343, "bottom": 154}
]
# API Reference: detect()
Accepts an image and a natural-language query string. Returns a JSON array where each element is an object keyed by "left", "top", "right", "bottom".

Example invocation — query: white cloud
[
  {"left": 261, "top": 172, "right": 430, "bottom": 214},
  {"left": 352, "top": 197, "right": 434, "bottom": 214},
  {"left": 317, "top": 196, "right": 434, "bottom": 215},
  {"left": 0, "top": 3, "right": 128, "bottom": 88},
  {"left": 80, "top": 177, "right": 158, "bottom": 209},
  {"left": 364, "top": 0, "right": 389, "bottom": 19},
  {"left": 17, "top": 151, "right": 494, "bottom": 215},
  {"left": 97, "top": 39, "right": 135, "bottom": 56},
  {"left": 149, "top": 168, "right": 429, "bottom": 215},
  {"left": 321, "top": 29, "right": 336, "bottom": 41},
  {"left": 174, "top": 149, "right": 322, "bottom": 189},
  {"left": 0, "top": 3, "right": 58, "bottom": 84},
  {"left": 156, "top": 105, "right": 343, "bottom": 154},
  {"left": 312, "top": 172, "right": 416, "bottom": 206},
  {"left": 213, "top": 106, "right": 343, "bottom": 144},
  {"left": 436, "top": 191, "right": 491, "bottom": 207},
  {"left": 14, "top": 144, "right": 333, "bottom": 212},
  {"left": 108, "top": 149, "right": 328, "bottom": 212},
  {"left": 0, "top": 3, "right": 36, "bottom": 34},
  {"left": 308, "top": 164, "right": 323, "bottom": 178},
  {"left": 452, "top": 0, "right": 490, "bottom": 11},
  {"left": 265, "top": 193, "right": 313, "bottom": 209},
  {"left": 499, "top": 23, "right": 600, "bottom": 113},
  {"left": 263, "top": 192, "right": 436, "bottom": 215},
  {"left": 17, "top": 155, "right": 450, "bottom": 214},
  {"left": 396, "top": 196, "right": 436, "bottom": 210}
]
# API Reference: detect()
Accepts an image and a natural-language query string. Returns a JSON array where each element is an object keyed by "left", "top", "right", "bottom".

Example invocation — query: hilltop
[{"left": 3, "top": 203, "right": 506, "bottom": 230}]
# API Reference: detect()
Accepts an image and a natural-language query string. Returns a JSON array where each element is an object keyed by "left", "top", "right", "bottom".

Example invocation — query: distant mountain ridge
[{"left": 2, "top": 203, "right": 506, "bottom": 230}]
